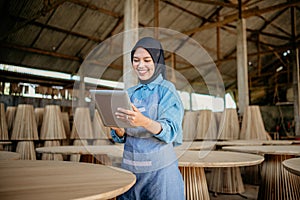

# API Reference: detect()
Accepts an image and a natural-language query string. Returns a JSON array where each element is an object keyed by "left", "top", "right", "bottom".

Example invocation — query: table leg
[
  {"left": 258, "top": 154, "right": 300, "bottom": 200},
  {"left": 179, "top": 166, "right": 210, "bottom": 200},
  {"left": 209, "top": 167, "right": 245, "bottom": 194}
]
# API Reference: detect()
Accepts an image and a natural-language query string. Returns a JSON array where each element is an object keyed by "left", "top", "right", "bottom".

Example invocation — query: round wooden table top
[
  {"left": 36, "top": 145, "right": 124, "bottom": 157},
  {"left": 282, "top": 157, "right": 300, "bottom": 176},
  {"left": 222, "top": 145, "right": 300, "bottom": 155},
  {"left": 177, "top": 150, "right": 264, "bottom": 168},
  {"left": 0, "top": 151, "right": 20, "bottom": 160},
  {"left": 0, "top": 160, "right": 136, "bottom": 200}
]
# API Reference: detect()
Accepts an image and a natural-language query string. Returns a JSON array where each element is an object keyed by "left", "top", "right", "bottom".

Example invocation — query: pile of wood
[
  {"left": 70, "top": 107, "right": 93, "bottom": 140},
  {"left": 182, "top": 111, "right": 198, "bottom": 141},
  {"left": 5, "top": 106, "right": 16, "bottom": 135},
  {"left": 240, "top": 105, "right": 271, "bottom": 140},
  {"left": 40, "top": 105, "right": 66, "bottom": 140},
  {"left": 0, "top": 103, "right": 9, "bottom": 140},
  {"left": 196, "top": 110, "right": 218, "bottom": 140},
  {"left": 11, "top": 104, "right": 39, "bottom": 140},
  {"left": 92, "top": 109, "right": 111, "bottom": 145},
  {"left": 218, "top": 108, "right": 240, "bottom": 140}
]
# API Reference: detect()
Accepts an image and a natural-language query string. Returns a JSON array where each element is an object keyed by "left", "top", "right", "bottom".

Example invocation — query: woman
[{"left": 111, "top": 37, "right": 184, "bottom": 200}]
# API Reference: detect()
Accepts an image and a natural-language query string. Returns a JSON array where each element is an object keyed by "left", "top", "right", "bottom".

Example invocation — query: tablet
[{"left": 90, "top": 90, "right": 133, "bottom": 128}]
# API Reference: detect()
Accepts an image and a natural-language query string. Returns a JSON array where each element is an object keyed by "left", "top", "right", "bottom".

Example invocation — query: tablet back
[{"left": 91, "top": 90, "right": 133, "bottom": 128}]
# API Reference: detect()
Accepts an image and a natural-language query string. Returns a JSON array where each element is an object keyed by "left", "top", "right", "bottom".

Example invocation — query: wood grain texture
[
  {"left": 41, "top": 140, "right": 63, "bottom": 161},
  {"left": 71, "top": 107, "right": 93, "bottom": 139},
  {"left": 196, "top": 110, "right": 218, "bottom": 140},
  {"left": 182, "top": 111, "right": 198, "bottom": 141},
  {"left": 217, "top": 108, "right": 240, "bottom": 140},
  {"left": 239, "top": 106, "right": 271, "bottom": 140},
  {"left": 40, "top": 105, "right": 66, "bottom": 140},
  {"left": 92, "top": 110, "right": 111, "bottom": 140},
  {"left": 70, "top": 139, "right": 88, "bottom": 162},
  {"left": 16, "top": 141, "right": 36, "bottom": 160},
  {"left": 0, "top": 160, "right": 136, "bottom": 200},
  {"left": 0, "top": 151, "right": 20, "bottom": 160},
  {"left": 0, "top": 103, "right": 9, "bottom": 140},
  {"left": 5, "top": 106, "right": 16, "bottom": 133},
  {"left": 11, "top": 104, "right": 39, "bottom": 140}
]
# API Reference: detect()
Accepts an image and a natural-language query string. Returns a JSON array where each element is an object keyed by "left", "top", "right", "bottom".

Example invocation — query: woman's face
[{"left": 132, "top": 47, "right": 155, "bottom": 81}]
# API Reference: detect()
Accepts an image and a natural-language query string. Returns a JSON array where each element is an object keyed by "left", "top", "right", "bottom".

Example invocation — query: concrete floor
[{"left": 209, "top": 184, "right": 259, "bottom": 200}]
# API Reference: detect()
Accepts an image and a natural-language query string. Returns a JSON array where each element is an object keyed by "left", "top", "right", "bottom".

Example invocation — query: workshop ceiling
[{"left": 0, "top": 0, "right": 299, "bottom": 105}]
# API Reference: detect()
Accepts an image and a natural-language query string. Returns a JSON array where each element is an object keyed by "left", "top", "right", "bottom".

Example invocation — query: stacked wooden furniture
[
  {"left": 240, "top": 105, "right": 271, "bottom": 140},
  {"left": 40, "top": 105, "right": 66, "bottom": 160},
  {"left": 5, "top": 106, "right": 16, "bottom": 139},
  {"left": 0, "top": 103, "right": 9, "bottom": 150},
  {"left": 239, "top": 105, "right": 271, "bottom": 185},
  {"left": 11, "top": 104, "right": 39, "bottom": 160},
  {"left": 92, "top": 109, "right": 112, "bottom": 145},
  {"left": 182, "top": 111, "right": 198, "bottom": 141},
  {"left": 196, "top": 110, "right": 218, "bottom": 140},
  {"left": 70, "top": 107, "right": 93, "bottom": 162}
]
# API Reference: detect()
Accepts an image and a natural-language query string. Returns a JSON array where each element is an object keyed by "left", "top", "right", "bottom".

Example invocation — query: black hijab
[{"left": 131, "top": 37, "right": 166, "bottom": 84}]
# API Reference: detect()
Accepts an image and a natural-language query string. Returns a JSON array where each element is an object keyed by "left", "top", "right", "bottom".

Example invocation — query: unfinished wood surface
[
  {"left": 40, "top": 105, "right": 66, "bottom": 140},
  {"left": 282, "top": 157, "right": 300, "bottom": 176},
  {"left": 0, "top": 160, "right": 136, "bottom": 200},
  {"left": 41, "top": 140, "right": 63, "bottom": 161},
  {"left": 70, "top": 139, "right": 88, "bottom": 162},
  {"left": 71, "top": 107, "right": 93, "bottom": 139},
  {"left": 5, "top": 106, "right": 16, "bottom": 133},
  {"left": 182, "top": 111, "right": 198, "bottom": 141},
  {"left": 92, "top": 109, "right": 111, "bottom": 140},
  {"left": 0, "top": 103, "right": 9, "bottom": 140},
  {"left": 179, "top": 166, "right": 209, "bottom": 200},
  {"left": 177, "top": 151, "right": 264, "bottom": 200},
  {"left": 36, "top": 145, "right": 124, "bottom": 157},
  {"left": 258, "top": 154, "right": 300, "bottom": 200},
  {"left": 196, "top": 110, "right": 218, "bottom": 140},
  {"left": 240, "top": 106, "right": 271, "bottom": 140},
  {"left": 223, "top": 145, "right": 300, "bottom": 200},
  {"left": 217, "top": 108, "right": 240, "bottom": 140},
  {"left": 0, "top": 151, "right": 20, "bottom": 160},
  {"left": 222, "top": 145, "right": 300, "bottom": 156},
  {"left": 11, "top": 104, "right": 39, "bottom": 140},
  {"left": 16, "top": 141, "right": 36, "bottom": 160}
]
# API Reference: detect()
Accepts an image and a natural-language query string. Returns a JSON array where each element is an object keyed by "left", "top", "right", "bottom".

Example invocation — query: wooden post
[
  {"left": 291, "top": 5, "right": 300, "bottom": 136},
  {"left": 123, "top": 0, "right": 138, "bottom": 89},
  {"left": 236, "top": 17, "right": 249, "bottom": 115}
]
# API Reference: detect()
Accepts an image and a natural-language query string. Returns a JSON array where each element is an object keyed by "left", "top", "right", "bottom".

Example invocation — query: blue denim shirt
[{"left": 111, "top": 74, "right": 184, "bottom": 146}]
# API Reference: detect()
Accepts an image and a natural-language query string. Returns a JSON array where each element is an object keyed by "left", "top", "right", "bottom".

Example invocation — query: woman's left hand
[{"left": 115, "top": 104, "right": 151, "bottom": 127}]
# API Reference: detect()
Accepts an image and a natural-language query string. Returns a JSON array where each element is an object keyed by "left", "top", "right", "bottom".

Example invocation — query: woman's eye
[{"left": 145, "top": 60, "right": 151, "bottom": 62}]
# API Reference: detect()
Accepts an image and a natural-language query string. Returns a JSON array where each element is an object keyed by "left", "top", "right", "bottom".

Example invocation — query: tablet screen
[{"left": 91, "top": 90, "right": 133, "bottom": 128}]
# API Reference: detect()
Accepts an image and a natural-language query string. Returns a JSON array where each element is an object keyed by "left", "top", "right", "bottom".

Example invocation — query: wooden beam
[
  {"left": 67, "top": 0, "right": 120, "bottom": 18},
  {"left": 0, "top": 0, "right": 67, "bottom": 40},
  {"left": 185, "top": 0, "right": 238, "bottom": 8},
  {"left": 0, "top": 42, "right": 82, "bottom": 61},
  {"left": 183, "top": 1, "right": 300, "bottom": 35}
]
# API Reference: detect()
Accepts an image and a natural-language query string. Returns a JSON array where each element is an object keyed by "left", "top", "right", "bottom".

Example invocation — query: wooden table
[
  {"left": 222, "top": 145, "right": 300, "bottom": 200},
  {"left": 36, "top": 145, "right": 124, "bottom": 156},
  {"left": 0, "top": 141, "right": 12, "bottom": 150},
  {"left": 176, "top": 150, "right": 264, "bottom": 200},
  {"left": 0, "top": 160, "right": 136, "bottom": 200},
  {"left": 36, "top": 145, "right": 124, "bottom": 166},
  {"left": 282, "top": 157, "right": 300, "bottom": 176},
  {"left": 0, "top": 151, "right": 20, "bottom": 160}
]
